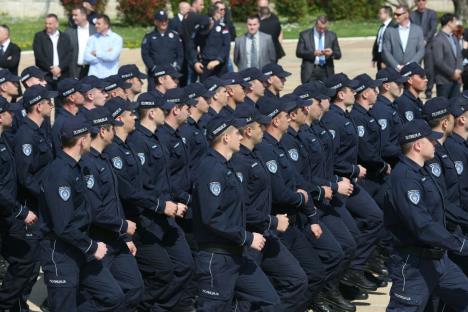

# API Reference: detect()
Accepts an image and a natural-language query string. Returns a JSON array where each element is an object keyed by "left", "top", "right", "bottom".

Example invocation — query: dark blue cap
[
  {"left": 240, "top": 67, "right": 268, "bottom": 83},
  {"left": 257, "top": 96, "right": 295, "bottom": 119},
  {"left": 60, "top": 116, "right": 90, "bottom": 139},
  {"left": 206, "top": 115, "right": 247, "bottom": 141},
  {"left": 0, "top": 69, "right": 19, "bottom": 84},
  {"left": 293, "top": 81, "right": 333, "bottom": 100},
  {"left": 58, "top": 78, "right": 91, "bottom": 97},
  {"left": 451, "top": 93, "right": 468, "bottom": 117},
  {"left": 235, "top": 104, "right": 271, "bottom": 125},
  {"left": 324, "top": 73, "right": 360, "bottom": 90},
  {"left": 398, "top": 119, "right": 443, "bottom": 144},
  {"left": 353, "top": 73, "right": 382, "bottom": 93},
  {"left": 0, "top": 96, "right": 22, "bottom": 113},
  {"left": 400, "top": 62, "right": 426, "bottom": 78},
  {"left": 106, "top": 97, "right": 139, "bottom": 119},
  {"left": 221, "top": 72, "right": 251, "bottom": 88},
  {"left": 20, "top": 66, "right": 46, "bottom": 82},
  {"left": 118, "top": 64, "right": 147, "bottom": 80},
  {"left": 261, "top": 63, "right": 291, "bottom": 78},
  {"left": 22, "top": 85, "right": 58, "bottom": 108},
  {"left": 422, "top": 96, "right": 450, "bottom": 121},
  {"left": 104, "top": 75, "right": 132, "bottom": 92},
  {"left": 84, "top": 0, "right": 96, "bottom": 5},
  {"left": 152, "top": 65, "right": 182, "bottom": 79},
  {"left": 81, "top": 75, "right": 110, "bottom": 90},
  {"left": 280, "top": 93, "right": 311, "bottom": 111},
  {"left": 154, "top": 10, "right": 168, "bottom": 21},
  {"left": 203, "top": 76, "right": 227, "bottom": 93},
  {"left": 376, "top": 67, "right": 408, "bottom": 84},
  {"left": 184, "top": 83, "right": 215, "bottom": 100},
  {"left": 164, "top": 87, "right": 198, "bottom": 109},
  {"left": 85, "top": 107, "right": 123, "bottom": 132},
  {"left": 137, "top": 92, "right": 168, "bottom": 109}
]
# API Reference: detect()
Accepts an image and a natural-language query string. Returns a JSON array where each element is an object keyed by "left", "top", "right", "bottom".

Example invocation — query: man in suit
[
  {"left": 382, "top": 5, "right": 425, "bottom": 71},
  {"left": 65, "top": 6, "right": 96, "bottom": 79},
  {"left": 33, "top": 14, "right": 72, "bottom": 90},
  {"left": 410, "top": 0, "right": 437, "bottom": 98},
  {"left": 372, "top": 6, "right": 394, "bottom": 70},
  {"left": 169, "top": 1, "right": 190, "bottom": 34},
  {"left": 432, "top": 13, "right": 463, "bottom": 98},
  {"left": 234, "top": 15, "right": 276, "bottom": 71},
  {"left": 296, "top": 16, "right": 342, "bottom": 83},
  {"left": 0, "top": 25, "right": 20, "bottom": 75},
  {"left": 258, "top": 0, "right": 285, "bottom": 62}
]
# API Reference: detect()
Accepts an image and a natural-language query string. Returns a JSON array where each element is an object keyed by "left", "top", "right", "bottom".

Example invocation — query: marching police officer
[
  {"left": 239, "top": 67, "right": 268, "bottom": 107},
  {"left": 79, "top": 75, "right": 110, "bottom": 113},
  {"left": 198, "top": 76, "right": 229, "bottom": 129},
  {"left": 260, "top": 63, "right": 291, "bottom": 101},
  {"left": 104, "top": 75, "right": 132, "bottom": 100},
  {"left": 118, "top": 64, "right": 147, "bottom": 102},
  {"left": 385, "top": 119, "right": 468, "bottom": 311},
  {"left": 192, "top": 115, "right": 280, "bottom": 311},
  {"left": 219, "top": 72, "right": 250, "bottom": 117},
  {"left": 150, "top": 64, "right": 181, "bottom": 97}
]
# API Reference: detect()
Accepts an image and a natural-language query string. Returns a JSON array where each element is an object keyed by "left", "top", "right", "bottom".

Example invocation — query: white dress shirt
[
  {"left": 0, "top": 39, "right": 10, "bottom": 53},
  {"left": 245, "top": 32, "right": 260, "bottom": 68},
  {"left": 77, "top": 23, "right": 90, "bottom": 65},
  {"left": 313, "top": 28, "right": 326, "bottom": 64},
  {"left": 48, "top": 31, "right": 60, "bottom": 67},
  {"left": 398, "top": 22, "right": 411, "bottom": 53}
]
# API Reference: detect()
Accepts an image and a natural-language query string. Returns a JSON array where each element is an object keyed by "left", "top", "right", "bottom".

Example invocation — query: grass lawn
[{"left": 5, "top": 17, "right": 380, "bottom": 51}]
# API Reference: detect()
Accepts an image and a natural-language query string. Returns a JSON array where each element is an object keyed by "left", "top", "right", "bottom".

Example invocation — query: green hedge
[
  {"left": 229, "top": 0, "right": 258, "bottom": 22},
  {"left": 274, "top": 0, "right": 308, "bottom": 23},
  {"left": 116, "top": 0, "right": 167, "bottom": 26}
]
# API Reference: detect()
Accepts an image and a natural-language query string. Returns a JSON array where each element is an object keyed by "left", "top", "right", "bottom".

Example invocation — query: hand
[
  {"left": 24, "top": 211, "right": 38, "bottom": 225},
  {"left": 250, "top": 232, "right": 266, "bottom": 251},
  {"left": 126, "top": 220, "right": 137, "bottom": 236},
  {"left": 453, "top": 69, "right": 462, "bottom": 81},
  {"left": 310, "top": 224, "right": 323, "bottom": 239},
  {"left": 358, "top": 165, "right": 367, "bottom": 179},
  {"left": 164, "top": 201, "right": 178, "bottom": 217},
  {"left": 176, "top": 203, "right": 188, "bottom": 218},
  {"left": 276, "top": 214, "right": 289, "bottom": 232},
  {"left": 313, "top": 50, "right": 323, "bottom": 56},
  {"left": 322, "top": 186, "right": 333, "bottom": 200},
  {"left": 207, "top": 60, "right": 221, "bottom": 70},
  {"left": 94, "top": 242, "right": 107, "bottom": 261},
  {"left": 126, "top": 241, "right": 137, "bottom": 256},
  {"left": 194, "top": 62, "right": 204, "bottom": 74},
  {"left": 91, "top": 50, "right": 97, "bottom": 56},
  {"left": 296, "top": 189, "right": 309, "bottom": 204},
  {"left": 337, "top": 179, "right": 354, "bottom": 196},
  {"left": 323, "top": 48, "right": 333, "bottom": 56}
]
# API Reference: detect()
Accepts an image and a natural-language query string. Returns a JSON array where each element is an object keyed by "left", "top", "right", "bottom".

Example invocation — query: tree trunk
[{"left": 453, "top": 0, "right": 468, "bottom": 23}]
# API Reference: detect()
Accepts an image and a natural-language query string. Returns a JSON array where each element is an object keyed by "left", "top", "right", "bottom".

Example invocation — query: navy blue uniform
[
  {"left": 231, "top": 145, "right": 308, "bottom": 311},
  {"left": 80, "top": 148, "right": 144, "bottom": 310},
  {"left": 179, "top": 117, "right": 209, "bottom": 177},
  {"left": 51, "top": 108, "right": 76, "bottom": 156},
  {"left": 395, "top": 89, "right": 424, "bottom": 123},
  {"left": 192, "top": 148, "right": 279, "bottom": 311},
  {"left": 445, "top": 133, "right": 468, "bottom": 211},
  {"left": 39, "top": 151, "right": 126, "bottom": 311},
  {"left": 385, "top": 156, "right": 468, "bottom": 311}
]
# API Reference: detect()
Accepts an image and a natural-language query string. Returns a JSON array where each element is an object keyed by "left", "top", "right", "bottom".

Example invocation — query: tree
[{"left": 453, "top": 0, "right": 468, "bottom": 22}]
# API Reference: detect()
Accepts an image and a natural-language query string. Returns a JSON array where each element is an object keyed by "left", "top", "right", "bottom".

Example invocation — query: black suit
[
  {"left": 0, "top": 41, "right": 21, "bottom": 75},
  {"left": 372, "top": 21, "right": 395, "bottom": 70},
  {"left": 169, "top": 15, "right": 184, "bottom": 34},
  {"left": 296, "top": 28, "right": 341, "bottom": 83},
  {"left": 65, "top": 24, "right": 96, "bottom": 79},
  {"left": 32, "top": 30, "right": 72, "bottom": 86}
]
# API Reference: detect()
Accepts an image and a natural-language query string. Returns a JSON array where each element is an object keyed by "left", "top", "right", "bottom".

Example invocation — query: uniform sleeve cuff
[
  {"left": 119, "top": 219, "right": 128, "bottom": 235},
  {"left": 84, "top": 240, "right": 98, "bottom": 256},
  {"left": 307, "top": 208, "right": 319, "bottom": 225},
  {"left": 15, "top": 204, "right": 29, "bottom": 221},
  {"left": 270, "top": 215, "right": 278, "bottom": 231},
  {"left": 331, "top": 182, "right": 338, "bottom": 193},
  {"left": 242, "top": 231, "right": 254, "bottom": 247}
]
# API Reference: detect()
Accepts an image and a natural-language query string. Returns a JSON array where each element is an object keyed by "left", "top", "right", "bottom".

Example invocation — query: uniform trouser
[
  {"left": 40, "top": 239, "right": 126, "bottom": 312},
  {"left": 199, "top": 60, "right": 228, "bottom": 82},
  {"left": 278, "top": 224, "right": 327, "bottom": 305},
  {"left": 147, "top": 74, "right": 156, "bottom": 92},
  {"left": 345, "top": 185, "right": 384, "bottom": 270},
  {"left": 134, "top": 222, "right": 194, "bottom": 312},
  {"left": 436, "top": 82, "right": 461, "bottom": 99},
  {"left": 195, "top": 250, "right": 280, "bottom": 311},
  {"left": 387, "top": 252, "right": 468, "bottom": 312},
  {"left": 242, "top": 233, "right": 308, "bottom": 312}
]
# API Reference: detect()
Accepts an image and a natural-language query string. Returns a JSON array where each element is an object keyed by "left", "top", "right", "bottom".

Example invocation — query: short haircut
[
  {"left": 247, "top": 14, "right": 260, "bottom": 22},
  {"left": 61, "top": 133, "right": 87, "bottom": 149},
  {"left": 90, "top": 124, "right": 112, "bottom": 139},
  {"left": 427, "top": 116, "right": 448, "bottom": 128},
  {"left": 0, "top": 24, "right": 10, "bottom": 35},
  {"left": 380, "top": 5, "right": 393, "bottom": 16},
  {"left": 400, "top": 141, "right": 414, "bottom": 154},
  {"left": 97, "top": 14, "right": 111, "bottom": 26},
  {"left": 440, "top": 13, "right": 456, "bottom": 27},
  {"left": 72, "top": 5, "right": 87, "bottom": 16},
  {"left": 395, "top": 5, "right": 409, "bottom": 13},
  {"left": 208, "top": 4, "right": 218, "bottom": 17},
  {"left": 316, "top": 16, "right": 328, "bottom": 25},
  {"left": 46, "top": 13, "right": 59, "bottom": 21}
]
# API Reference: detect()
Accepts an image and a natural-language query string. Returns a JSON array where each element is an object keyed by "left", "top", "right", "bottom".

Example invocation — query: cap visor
[
  {"left": 138, "top": 73, "right": 148, "bottom": 79},
  {"left": 203, "top": 90, "right": 216, "bottom": 98},
  {"left": 187, "top": 98, "right": 198, "bottom": 106},
  {"left": 122, "top": 82, "right": 133, "bottom": 90},
  {"left": 241, "top": 82, "right": 252, "bottom": 88},
  {"left": 170, "top": 72, "right": 183, "bottom": 79},
  {"left": 256, "top": 114, "right": 272, "bottom": 125},
  {"left": 395, "top": 76, "right": 408, "bottom": 84},
  {"left": 161, "top": 102, "right": 176, "bottom": 110},
  {"left": 231, "top": 118, "right": 248, "bottom": 128},
  {"left": 112, "top": 120, "right": 124, "bottom": 127},
  {"left": 282, "top": 101, "right": 297, "bottom": 113},
  {"left": 127, "top": 101, "right": 139, "bottom": 111},
  {"left": 278, "top": 71, "right": 292, "bottom": 78},
  {"left": 346, "top": 79, "right": 361, "bottom": 89}
]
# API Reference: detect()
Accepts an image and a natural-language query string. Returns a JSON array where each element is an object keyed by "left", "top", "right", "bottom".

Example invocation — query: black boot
[
  {"left": 339, "top": 283, "right": 369, "bottom": 301},
  {"left": 322, "top": 283, "right": 356, "bottom": 312},
  {"left": 365, "top": 271, "right": 388, "bottom": 288},
  {"left": 341, "top": 269, "right": 378, "bottom": 291},
  {"left": 308, "top": 297, "right": 332, "bottom": 312},
  {"left": 365, "top": 257, "right": 389, "bottom": 277}
]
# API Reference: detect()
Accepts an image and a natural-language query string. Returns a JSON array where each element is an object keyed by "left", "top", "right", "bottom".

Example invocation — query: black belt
[
  {"left": 397, "top": 246, "right": 446, "bottom": 260},
  {"left": 198, "top": 243, "right": 243, "bottom": 256},
  {"left": 313, "top": 64, "right": 327, "bottom": 68},
  {"left": 77, "top": 64, "right": 89, "bottom": 68}
]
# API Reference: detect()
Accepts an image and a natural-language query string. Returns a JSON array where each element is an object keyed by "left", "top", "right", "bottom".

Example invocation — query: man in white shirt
[
  {"left": 169, "top": 1, "right": 190, "bottom": 34},
  {"left": 372, "top": 6, "right": 394, "bottom": 70}
]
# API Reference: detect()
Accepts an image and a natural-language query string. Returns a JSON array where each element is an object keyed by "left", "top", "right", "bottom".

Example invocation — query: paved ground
[{"left": 19, "top": 37, "right": 390, "bottom": 311}]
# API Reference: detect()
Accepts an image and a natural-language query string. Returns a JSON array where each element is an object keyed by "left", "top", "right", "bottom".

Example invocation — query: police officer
[
  {"left": 239, "top": 67, "right": 268, "bottom": 107},
  {"left": 198, "top": 76, "right": 228, "bottom": 128},
  {"left": 104, "top": 75, "right": 132, "bottom": 100},
  {"left": 395, "top": 62, "right": 428, "bottom": 123},
  {"left": 126, "top": 92, "right": 194, "bottom": 311},
  {"left": 0, "top": 69, "right": 20, "bottom": 103},
  {"left": 20, "top": 66, "right": 48, "bottom": 89},
  {"left": 150, "top": 64, "right": 181, "bottom": 97},
  {"left": 80, "top": 75, "right": 110, "bottom": 112},
  {"left": 385, "top": 119, "right": 468, "bottom": 311},
  {"left": 141, "top": 10, "right": 183, "bottom": 92},
  {"left": 192, "top": 115, "right": 280, "bottom": 311},
  {"left": 219, "top": 72, "right": 250, "bottom": 117},
  {"left": 260, "top": 63, "right": 291, "bottom": 101},
  {"left": 81, "top": 107, "right": 144, "bottom": 310},
  {"left": 39, "top": 117, "right": 126, "bottom": 311},
  {"left": 0, "top": 97, "right": 35, "bottom": 311},
  {"left": 118, "top": 64, "right": 147, "bottom": 101},
  {"left": 372, "top": 68, "right": 407, "bottom": 167}
]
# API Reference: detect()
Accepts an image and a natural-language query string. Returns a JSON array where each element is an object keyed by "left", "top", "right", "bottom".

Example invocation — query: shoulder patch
[
  {"left": 85, "top": 175, "right": 94, "bottom": 189},
  {"left": 288, "top": 148, "right": 299, "bottom": 162},
  {"left": 215, "top": 26, "right": 221, "bottom": 32},
  {"left": 266, "top": 160, "right": 278, "bottom": 174},
  {"left": 209, "top": 182, "right": 221, "bottom": 196},
  {"left": 22, "top": 144, "right": 32, "bottom": 156},
  {"left": 357, "top": 125, "right": 365, "bottom": 137},
  {"left": 112, "top": 157, "right": 123, "bottom": 170},
  {"left": 137, "top": 153, "right": 146, "bottom": 165},
  {"left": 455, "top": 161, "right": 464, "bottom": 175},
  {"left": 405, "top": 111, "right": 414, "bottom": 121},
  {"left": 429, "top": 163, "right": 441, "bottom": 177},
  {"left": 378, "top": 119, "right": 387, "bottom": 130},
  {"left": 407, "top": 190, "right": 420, "bottom": 205},
  {"left": 58, "top": 186, "right": 71, "bottom": 201}
]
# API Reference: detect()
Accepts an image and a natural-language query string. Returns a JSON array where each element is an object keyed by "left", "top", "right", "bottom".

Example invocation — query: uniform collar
[
  {"left": 450, "top": 132, "right": 466, "bottom": 144},
  {"left": 243, "top": 97, "right": 256, "bottom": 106},
  {"left": 330, "top": 103, "right": 346, "bottom": 115},
  {"left": 240, "top": 144, "right": 253, "bottom": 156},
  {"left": 24, "top": 116, "right": 40, "bottom": 130},
  {"left": 113, "top": 135, "right": 126, "bottom": 146},
  {"left": 162, "top": 123, "right": 177, "bottom": 135},
  {"left": 376, "top": 94, "right": 392, "bottom": 106},
  {"left": 264, "top": 89, "right": 279, "bottom": 99},
  {"left": 136, "top": 124, "right": 154, "bottom": 137},
  {"left": 287, "top": 126, "right": 299, "bottom": 137},
  {"left": 400, "top": 155, "right": 423, "bottom": 172},
  {"left": 57, "top": 150, "right": 78, "bottom": 168},
  {"left": 208, "top": 148, "right": 228, "bottom": 164},
  {"left": 352, "top": 103, "right": 370, "bottom": 115},
  {"left": 263, "top": 131, "right": 280, "bottom": 145},
  {"left": 402, "top": 89, "right": 422, "bottom": 105},
  {"left": 187, "top": 116, "right": 198, "bottom": 126}
]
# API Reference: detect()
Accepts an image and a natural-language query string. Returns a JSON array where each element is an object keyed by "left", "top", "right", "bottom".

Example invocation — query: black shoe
[
  {"left": 308, "top": 299, "right": 332, "bottom": 312},
  {"left": 322, "top": 285, "right": 356, "bottom": 312},
  {"left": 339, "top": 283, "right": 369, "bottom": 301},
  {"left": 365, "top": 271, "right": 388, "bottom": 288},
  {"left": 40, "top": 298, "right": 50, "bottom": 312},
  {"left": 365, "top": 259, "right": 389, "bottom": 277},
  {"left": 341, "top": 270, "right": 378, "bottom": 291}
]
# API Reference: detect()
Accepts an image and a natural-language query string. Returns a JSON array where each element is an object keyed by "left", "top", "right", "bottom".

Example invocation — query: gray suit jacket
[
  {"left": 65, "top": 24, "right": 96, "bottom": 78},
  {"left": 382, "top": 24, "right": 425, "bottom": 69},
  {"left": 432, "top": 31, "right": 463, "bottom": 85},
  {"left": 410, "top": 9, "right": 437, "bottom": 42},
  {"left": 234, "top": 32, "right": 276, "bottom": 71}
]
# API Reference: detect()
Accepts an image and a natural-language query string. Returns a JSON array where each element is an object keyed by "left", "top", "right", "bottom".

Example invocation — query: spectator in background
[
  {"left": 234, "top": 15, "right": 276, "bottom": 71},
  {"left": 432, "top": 13, "right": 462, "bottom": 98},
  {"left": 0, "top": 25, "right": 21, "bottom": 75},
  {"left": 258, "top": 0, "right": 285, "bottom": 62},
  {"left": 296, "top": 16, "right": 342, "bottom": 83},
  {"left": 66, "top": 6, "right": 96, "bottom": 79},
  {"left": 410, "top": 0, "right": 437, "bottom": 98},
  {"left": 169, "top": 1, "right": 191, "bottom": 34},
  {"left": 84, "top": 14, "right": 122, "bottom": 78},
  {"left": 33, "top": 14, "right": 72, "bottom": 90},
  {"left": 83, "top": 0, "right": 99, "bottom": 25},
  {"left": 462, "top": 27, "right": 468, "bottom": 90},
  {"left": 372, "top": 6, "right": 394, "bottom": 70},
  {"left": 382, "top": 5, "right": 425, "bottom": 71},
  {"left": 214, "top": 0, "right": 236, "bottom": 72}
]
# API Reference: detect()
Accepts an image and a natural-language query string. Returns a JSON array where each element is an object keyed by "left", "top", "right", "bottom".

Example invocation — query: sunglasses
[{"left": 394, "top": 12, "right": 407, "bottom": 17}]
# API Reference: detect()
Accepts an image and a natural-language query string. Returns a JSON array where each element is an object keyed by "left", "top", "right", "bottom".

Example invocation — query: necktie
[
  {"left": 318, "top": 32, "right": 326, "bottom": 65},
  {"left": 377, "top": 24, "right": 385, "bottom": 52},
  {"left": 250, "top": 34, "right": 258, "bottom": 68},
  {"left": 0, "top": 45, "right": 4, "bottom": 58}
]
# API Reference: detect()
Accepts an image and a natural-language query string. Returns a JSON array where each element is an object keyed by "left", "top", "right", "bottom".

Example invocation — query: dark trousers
[
  {"left": 462, "top": 65, "right": 468, "bottom": 91},
  {"left": 195, "top": 250, "right": 280, "bottom": 311},
  {"left": 301, "top": 65, "right": 329, "bottom": 83},
  {"left": 424, "top": 42, "right": 435, "bottom": 95},
  {"left": 387, "top": 252, "right": 468, "bottom": 311},
  {"left": 77, "top": 65, "right": 90, "bottom": 79},
  {"left": 436, "top": 82, "right": 461, "bottom": 99},
  {"left": 134, "top": 222, "right": 194, "bottom": 312}
]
